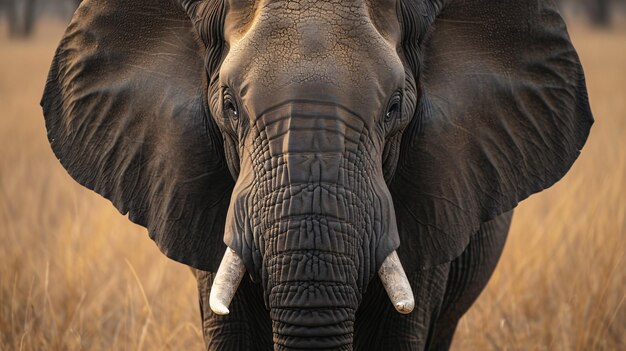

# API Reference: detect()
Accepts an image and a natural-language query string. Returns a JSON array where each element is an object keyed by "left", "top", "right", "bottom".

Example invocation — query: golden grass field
[{"left": 0, "top": 19, "right": 624, "bottom": 350}]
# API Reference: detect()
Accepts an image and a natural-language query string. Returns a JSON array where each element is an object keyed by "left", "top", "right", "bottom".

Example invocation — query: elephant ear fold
[
  {"left": 41, "top": 0, "right": 234, "bottom": 271},
  {"left": 392, "top": 0, "right": 593, "bottom": 271}
]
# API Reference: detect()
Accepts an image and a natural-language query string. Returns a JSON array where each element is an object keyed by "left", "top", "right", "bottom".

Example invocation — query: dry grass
[{"left": 0, "top": 20, "right": 624, "bottom": 351}]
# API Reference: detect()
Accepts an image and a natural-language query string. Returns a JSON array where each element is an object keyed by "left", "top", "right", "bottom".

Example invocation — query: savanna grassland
[{"left": 0, "top": 19, "right": 624, "bottom": 351}]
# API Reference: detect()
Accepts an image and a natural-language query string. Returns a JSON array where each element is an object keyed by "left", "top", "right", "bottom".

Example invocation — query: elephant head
[{"left": 42, "top": 0, "right": 592, "bottom": 348}]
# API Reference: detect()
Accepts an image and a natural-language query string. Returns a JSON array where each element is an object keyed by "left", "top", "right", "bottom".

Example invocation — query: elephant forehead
[
  {"left": 225, "top": 0, "right": 400, "bottom": 43},
  {"left": 220, "top": 0, "right": 405, "bottom": 118}
]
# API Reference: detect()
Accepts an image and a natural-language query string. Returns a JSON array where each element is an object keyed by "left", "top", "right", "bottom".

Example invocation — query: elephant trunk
[
  {"left": 210, "top": 249, "right": 414, "bottom": 317},
  {"left": 214, "top": 101, "right": 412, "bottom": 346},
  {"left": 261, "top": 210, "right": 361, "bottom": 348},
  {"left": 267, "top": 251, "right": 413, "bottom": 349},
  {"left": 271, "top": 307, "right": 355, "bottom": 350}
]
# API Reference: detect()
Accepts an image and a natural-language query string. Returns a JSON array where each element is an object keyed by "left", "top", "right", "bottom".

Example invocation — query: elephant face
[
  {"left": 213, "top": 0, "right": 413, "bottom": 314},
  {"left": 42, "top": 0, "right": 593, "bottom": 348}
]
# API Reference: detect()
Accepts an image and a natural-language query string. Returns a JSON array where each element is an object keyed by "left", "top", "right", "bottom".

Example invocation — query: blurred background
[{"left": 0, "top": 1, "right": 624, "bottom": 350}]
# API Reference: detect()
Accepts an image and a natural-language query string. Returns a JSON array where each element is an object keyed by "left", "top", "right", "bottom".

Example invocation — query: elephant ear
[
  {"left": 41, "top": 0, "right": 234, "bottom": 271},
  {"left": 392, "top": 0, "right": 593, "bottom": 271}
]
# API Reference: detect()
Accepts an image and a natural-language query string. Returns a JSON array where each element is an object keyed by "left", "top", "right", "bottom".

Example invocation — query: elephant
[{"left": 40, "top": 0, "right": 593, "bottom": 349}]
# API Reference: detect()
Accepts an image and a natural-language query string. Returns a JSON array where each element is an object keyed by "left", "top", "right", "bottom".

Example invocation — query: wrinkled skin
[
  {"left": 194, "top": 211, "right": 512, "bottom": 349},
  {"left": 41, "top": 0, "right": 593, "bottom": 350}
]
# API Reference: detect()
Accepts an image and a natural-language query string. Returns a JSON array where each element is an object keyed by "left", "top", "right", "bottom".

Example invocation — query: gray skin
[{"left": 41, "top": 0, "right": 593, "bottom": 350}]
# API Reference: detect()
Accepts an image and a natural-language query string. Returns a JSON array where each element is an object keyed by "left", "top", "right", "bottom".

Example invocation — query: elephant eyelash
[
  {"left": 384, "top": 91, "right": 403, "bottom": 123},
  {"left": 223, "top": 90, "right": 240, "bottom": 121}
]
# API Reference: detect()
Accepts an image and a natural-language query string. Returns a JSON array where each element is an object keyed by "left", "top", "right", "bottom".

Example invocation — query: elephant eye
[
  {"left": 384, "top": 92, "right": 402, "bottom": 123},
  {"left": 223, "top": 91, "right": 239, "bottom": 120}
]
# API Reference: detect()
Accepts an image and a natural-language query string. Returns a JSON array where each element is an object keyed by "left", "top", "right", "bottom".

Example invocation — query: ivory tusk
[
  {"left": 378, "top": 251, "right": 415, "bottom": 314},
  {"left": 209, "top": 248, "right": 246, "bottom": 315}
]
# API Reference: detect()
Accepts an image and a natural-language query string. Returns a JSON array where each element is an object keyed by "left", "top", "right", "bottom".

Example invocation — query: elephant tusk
[
  {"left": 378, "top": 251, "right": 415, "bottom": 314},
  {"left": 209, "top": 248, "right": 246, "bottom": 315}
]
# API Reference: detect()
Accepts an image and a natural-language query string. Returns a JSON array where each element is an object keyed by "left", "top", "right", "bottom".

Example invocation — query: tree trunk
[
  {"left": 3, "top": 0, "right": 19, "bottom": 37},
  {"left": 3, "top": 0, "right": 37, "bottom": 38},
  {"left": 588, "top": 0, "right": 611, "bottom": 26},
  {"left": 21, "top": 0, "right": 36, "bottom": 37}
]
